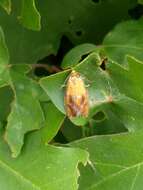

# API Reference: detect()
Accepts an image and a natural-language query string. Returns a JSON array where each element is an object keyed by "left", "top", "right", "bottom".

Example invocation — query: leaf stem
[{"left": 32, "top": 63, "right": 62, "bottom": 73}]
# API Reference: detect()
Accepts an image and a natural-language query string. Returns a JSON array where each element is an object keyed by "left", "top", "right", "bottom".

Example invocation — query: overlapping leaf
[
  {"left": 4, "top": 67, "right": 45, "bottom": 158},
  {"left": 0, "top": 27, "right": 45, "bottom": 157},
  {"left": 90, "top": 111, "right": 127, "bottom": 135},
  {"left": 138, "top": 0, "right": 143, "bottom": 4},
  {"left": 40, "top": 51, "right": 143, "bottom": 132},
  {"left": 19, "top": 0, "right": 41, "bottom": 31},
  {"left": 61, "top": 43, "right": 96, "bottom": 69},
  {"left": 39, "top": 101, "right": 65, "bottom": 143},
  {"left": 0, "top": 0, "right": 11, "bottom": 14},
  {"left": 103, "top": 18, "right": 143, "bottom": 65},
  {"left": 0, "top": 1, "right": 142, "bottom": 189},
  {"left": 71, "top": 131, "right": 143, "bottom": 190},
  {"left": 0, "top": 86, "right": 13, "bottom": 123},
  {"left": 106, "top": 56, "right": 143, "bottom": 103},
  {"left": 0, "top": 129, "right": 89, "bottom": 190},
  {"left": 0, "top": 0, "right": 136, "bottom": 64}
]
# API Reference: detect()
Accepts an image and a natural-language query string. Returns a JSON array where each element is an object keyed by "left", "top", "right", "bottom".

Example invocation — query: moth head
[{"left": 70, "top": 70, "right": 80, "bottom": 78}]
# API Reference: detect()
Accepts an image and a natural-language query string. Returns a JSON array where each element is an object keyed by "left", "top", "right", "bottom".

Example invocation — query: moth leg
[
  {"left": 60, "top": 79, "right": 68, "bottom": 89},
  {"left": 82, "top": 75, "right": 94, "bottom": 84},
  {"left": 60, "top": 84, "right": 66, "bottom": 89},
  {"left": 60, "top": 71, "right": 72, "bottom": 89},
  {"left": 85, "top": 84, "right": 90, "bottom": 88}
]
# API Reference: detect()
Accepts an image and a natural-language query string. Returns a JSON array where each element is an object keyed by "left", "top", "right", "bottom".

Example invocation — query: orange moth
[{"left": 64, "top": 70, "right": 89, "bottom": 118}]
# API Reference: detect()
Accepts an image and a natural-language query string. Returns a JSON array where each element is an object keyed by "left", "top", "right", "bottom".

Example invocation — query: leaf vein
[
  {"left": 130, "top": 165, "right": 140, "bottom": 190},
  {"left": 94, "top": 161, "right": 127, "bottom": 169},
  {"left": 88, "top": 161, "right": 143, "bottom": 190},
  {"left": 103, "top": 44, "right": 143, "bottom": 51},
  {"left": 0, "top": 159, "right": 41, "bottom": 190}
]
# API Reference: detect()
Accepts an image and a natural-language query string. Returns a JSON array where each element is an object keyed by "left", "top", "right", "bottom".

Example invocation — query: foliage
[{"left": 0, "top": 0, "right": 143, "bottom": 189}]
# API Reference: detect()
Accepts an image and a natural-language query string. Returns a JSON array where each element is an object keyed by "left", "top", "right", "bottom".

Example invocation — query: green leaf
[
  {"left": 61, "top": 43, "right": 96, "bottom": 69},
  {"left": 39, "top": 101, "right": 65, "bottom": 143},
  {"left": 19, "top": 0, "right": 41, "bottom": 31},
  {"left": 40, "top": 70, "right": 70, "bottom": 114},
  {"left": 103, "top": 18, "right": 143, "bottom": 64},
  {"left": 40, "top": 52, "right": 116, "bottom": 122},
  {"left": 61, "top": 118, "right": 83, "bottom": 142},
  {"left": 106, "top": 56, "right": 143, "bottom": 103},
  {"left": 0, "top": 25, "right": 9, "bottom": 63},
  {"left": 5, "top": 66, "right": 45, "bottom": 157},
  {"left": 91, "top": 111, "right": 127, "bottom": 135},
  {"left": 0, "top": 86, "right": 13, "bottom": 123},
  {"left": 71, "top": 131, "right": 143, "bottom": 190},
  {"left": 0, "top": 0, "right": 11, "bottom": 14},
  {"left": 0, "top": 26, "right": 45, "bottom": 157},
  {"left": 104, "top": 56, "right": 143, "bottom": 132},
  {"left": 40, "top": 52, "right": 143, "bottom": 131},
  {"left": 138, "top": 0, "right": 143, "bottom": 4},
  {"left": 0, "top": 0, "right": 136, "bottom": 64},
  {"left": 0, "top": 122, "right": 3, "bottom": 129},
  {"left": 0, "top": 129, "right": 89, "bottom": 190},
  {"left": 0, "top": 26, "right": 10, "bottom": 87},
  {"left": 40, "top": 53, "right": 115, "bottom": 125}
]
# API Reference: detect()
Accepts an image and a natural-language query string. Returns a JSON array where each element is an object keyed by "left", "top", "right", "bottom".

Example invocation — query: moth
[{"left": 64, "top": 70, "right": 89, "bottom": 118}]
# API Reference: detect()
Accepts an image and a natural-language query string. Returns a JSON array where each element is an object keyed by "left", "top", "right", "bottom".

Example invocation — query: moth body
[{"left": 64, "top": 70, "right": 89, "bottom": 118}]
